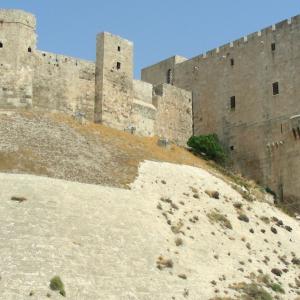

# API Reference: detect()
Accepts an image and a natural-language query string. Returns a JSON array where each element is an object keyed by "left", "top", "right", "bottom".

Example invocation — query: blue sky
[{"left": 1, "top": 1, "right": 300, "bottom": 78}]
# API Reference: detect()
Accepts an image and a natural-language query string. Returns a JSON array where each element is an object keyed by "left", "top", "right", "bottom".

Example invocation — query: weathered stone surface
[
  {"left": 142, "top": 16, "right": 300, "bottom": 208},
  {"left": 0, "top": 9, "right": 192, "bottom": 146}
]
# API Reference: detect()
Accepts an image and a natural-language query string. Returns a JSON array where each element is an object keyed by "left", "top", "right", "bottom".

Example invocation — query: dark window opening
[
  {"left": 0, "top": 42, "right": 3, "bottom": 48},
  {"left": 273, "top": 82, "right": 279, "bottom": 95},
  {"left": 117, "top": 62, "right": 121, "bottom": 70},
  {"left": 167, "top": 69, "right": 172, "bottom": 84},
  {"left": 230, "top": 96, "right": 236, "bottom": 111},
  {"left": 293, "top": 128, "right": 297, "bottom": 139},
  {"left": 42, "top": 53, "right": 46, "bottom": 57},
  {"left": 271, "top": 43, "right": 276, "bottom": 51},
  {"left": 280, "top": 124, "right": 283, "bottom": 134},
  {"left": 230, "top": 58, "right": 234, "bottom": 66},
  {"left": 118, "top": 46, "right": 121, "bottom": 52},
  {"left": 297, "top": 127, "right": 300, "bottom": 138},
  {"left": 230, "top": 146, "right": 235, "bottom": 151},
  {"left": 28, "top": 47, "right": 32, "bottom": 53}
]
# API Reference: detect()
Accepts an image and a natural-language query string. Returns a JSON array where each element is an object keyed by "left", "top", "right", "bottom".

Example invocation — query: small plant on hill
[
  {"left": 156, "top": 256, "right": 173, "bottom": 269},
  {"left": 230, "top": 282, "right": 273, "bottom": 300},
  {"left": 49, "top": 276, "right": 66, "bottom": 297},
  {"left": 260, "top": 216, "right": 270, "bottom": 224},
  {"left": 187, "top": 134, "right": 227, "bottom": 164},
  {"left": 175, "top": 237, "right": 183, "bottom": 246},
  {"left": 233, "top": 202, "right": 243, "bottom": 209},
  {"left": 171, "top": 220, "right": 184, "bottom": 234},
  {"left": 269, "top": 283, "right": 285, "bottom": 294},
  {"left": 207, "top": 211, "right": 232, "bottom": 229}
]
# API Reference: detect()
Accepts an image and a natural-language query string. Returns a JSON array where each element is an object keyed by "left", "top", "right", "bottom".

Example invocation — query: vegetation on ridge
[{"left": 187, "top": 134, "right": 227, "bottom": 164}]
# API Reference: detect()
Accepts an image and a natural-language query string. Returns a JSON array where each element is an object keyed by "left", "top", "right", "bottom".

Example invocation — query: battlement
[
  {"left": 0, "top": 9, "right": 36, "bottom": 29},
  {"left": 188, "top": 14, "right": 300, "bottom": 61}
]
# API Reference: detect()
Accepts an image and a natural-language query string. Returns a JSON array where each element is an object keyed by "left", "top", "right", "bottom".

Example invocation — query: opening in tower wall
[
  {"left": 167, "top": 69, "right": 172, "bottom": 84},
  {"left": 230, "top": 96, "right": 236, "bottom": 111},
  {"left": 273, "top": 82, "right": 279, "bottom": 95}
]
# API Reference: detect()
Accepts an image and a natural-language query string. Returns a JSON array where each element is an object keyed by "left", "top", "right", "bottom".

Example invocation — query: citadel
[{"left": 1, "top": 9, "right": 300, "bottom": 204}]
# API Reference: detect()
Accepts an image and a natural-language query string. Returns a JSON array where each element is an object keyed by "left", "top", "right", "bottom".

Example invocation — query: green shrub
[
  {"left": 269, "top": 283, "right": 285, "bottom": 294},
  {"left": 265, "top": 187, "right": 277, "bottom": 199},
  {"left": 187, "top": 134, "right": 226, "bottom": 164},
  {"left": 49, "top": 276, "right": 66, "bottom": 297}
]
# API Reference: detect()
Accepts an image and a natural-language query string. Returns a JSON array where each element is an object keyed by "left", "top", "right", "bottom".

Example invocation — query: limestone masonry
[
  {"left": 0, "top": 9, "right": 193, "bottom": 146},
  {"left": 1, "top": 9, "right": 300, "bottom": 205}
]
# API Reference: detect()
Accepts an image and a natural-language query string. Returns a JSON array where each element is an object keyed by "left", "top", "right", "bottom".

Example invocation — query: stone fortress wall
[
  {"left": 2, "top": 8, "right": 300, "bottom": 206},
  {"left": 142, "top": 15, "right": 300, "bottom": 203},
  {"left": 0, "top": 9, "right": 193, "bottom": 145}
]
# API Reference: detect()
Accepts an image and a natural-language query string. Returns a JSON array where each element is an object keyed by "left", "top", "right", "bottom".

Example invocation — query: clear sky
[{"left": 1, "top": 1, "right": 300, "bottom": 78}]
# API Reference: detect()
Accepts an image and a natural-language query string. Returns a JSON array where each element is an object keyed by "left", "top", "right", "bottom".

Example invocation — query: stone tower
[
  {"left": 95, "top": 32, "right": 134, "bottom": 130},
  {"left": 0, "top": 9, "right": 36, "bottom": 108}
]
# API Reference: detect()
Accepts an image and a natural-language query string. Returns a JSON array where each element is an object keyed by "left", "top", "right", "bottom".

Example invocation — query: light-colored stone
[
  {"left": 141, "top": 15, "right": 300, "bottom": 206},
  {"left": 0, "top": 9, "right": 192, "bottom": 146}
]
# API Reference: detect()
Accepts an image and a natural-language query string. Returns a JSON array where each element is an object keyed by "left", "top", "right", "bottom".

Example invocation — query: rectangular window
[
  {"left": 117, "top": 62, "right": 121, "bottom": 70},
  {"left": 293, "top": 128, "right": 297, "bottom": 139},
  {"left": 271, "top": 43, "right": 276, "bottom": 51},
  {"left": 273, "top": 82, "right": 279, "bottom": 95},
  {"left": 230, "top": 58, "right": 234, "bottom": 66},
  {"left": 118, "top": 46, "right": 121, "bottom": 52},
  {"left": 230, "top": 96, "right": 236, "bottom": 111}
]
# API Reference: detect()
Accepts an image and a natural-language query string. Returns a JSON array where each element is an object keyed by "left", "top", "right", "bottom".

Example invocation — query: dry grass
[
  {"left": 0, "top": 111, "right": 208, "bottom": 188},
  {"left": 207, "top": 211, "right": 233, "bottom": 230},
  {"left": 156, "top": 256, "right": 173, "bottom": 269}
]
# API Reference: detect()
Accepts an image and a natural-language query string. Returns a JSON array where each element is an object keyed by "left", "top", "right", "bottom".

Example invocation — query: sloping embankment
[{"left": 0, "top": 161, "right": 299, "bottom": 299}]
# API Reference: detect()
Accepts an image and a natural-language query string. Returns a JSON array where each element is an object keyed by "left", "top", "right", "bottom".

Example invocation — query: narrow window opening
[
  {"left": 292, "top": 128, "right": 297, "bottom": 139},
  {"left": 166, "top": 69, "right": 172, "bottom": 84},
  {"left": 230, "top": 146, "right": 235, "bottom": 151},
  {"left": 271, "top": 43, "right": 276, "bottom": 51},
  {"left": 230, "top": 96, "right": 236, "bottom": 111},
  {"left": 117, "top": 62, "right": 121, "bottom": 70},
  {"left": 28, "top": 47, "right": 32, "bottom": 53},
  {"left": 230, "top": 58, "right": 234, "bottom": 66},
  {"left": 273, "top": 82, "right": 279, "bottom": 95},
  {"left": 297, "top": 127, "right": 300, "bottom": 138},
  {"left": 118, "top": 46, "right": 121, "bottom": 52},
  {"left": 0, "top": 42, "right": 3, "bottom": 48},
  {"left": 280, "top": 124, "right": 283, "bottom": 134}
]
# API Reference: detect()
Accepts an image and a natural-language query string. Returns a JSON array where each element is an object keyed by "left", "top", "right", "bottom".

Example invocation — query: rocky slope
[{"left": 0, "top": 161, "right": 299, "bottom": 300}]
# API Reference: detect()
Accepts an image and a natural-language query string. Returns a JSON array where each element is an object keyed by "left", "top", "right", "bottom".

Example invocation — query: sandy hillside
[{"left": 0, "top": 161, "right": 299, "bottom": 300}]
